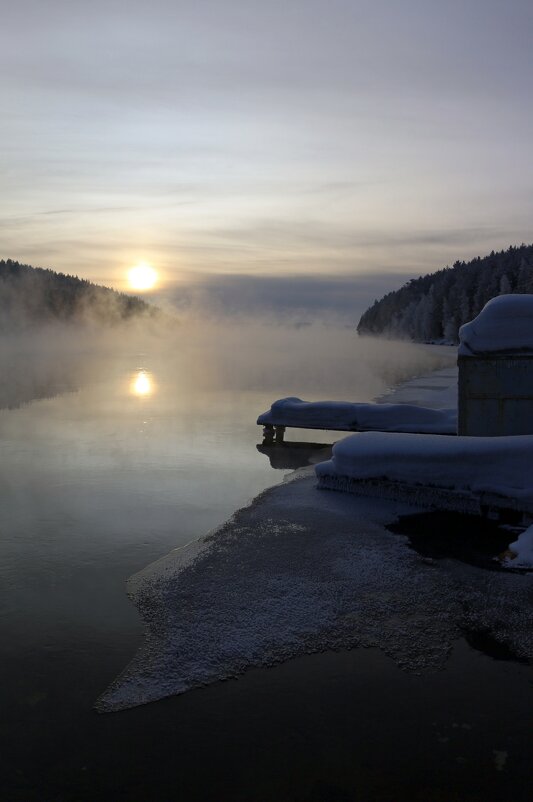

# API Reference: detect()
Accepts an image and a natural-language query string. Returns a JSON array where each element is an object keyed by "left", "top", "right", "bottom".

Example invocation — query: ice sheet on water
[
  {"left": 377, "top": 366, "right": 458, "bottom": 409},
  {"left": 97, "top": 474, "right": 532, "bottom": 712}
]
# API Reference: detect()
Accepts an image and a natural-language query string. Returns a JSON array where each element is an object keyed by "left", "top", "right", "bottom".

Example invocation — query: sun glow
[
  {"left": 130, "top": 370, "right": 154, "bottom": 397},
  {"left": 128, "top": 262, "right": 158, "bottom": 291}
]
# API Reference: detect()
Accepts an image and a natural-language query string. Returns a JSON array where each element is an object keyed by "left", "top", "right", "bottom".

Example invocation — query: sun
[{"left": 128, "top": 262, "right": 158, "bottom": 291}]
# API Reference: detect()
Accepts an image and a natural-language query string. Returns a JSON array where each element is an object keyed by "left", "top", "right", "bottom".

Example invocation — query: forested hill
[
  {"left": 0, "top": 259, "right": 157, "bottom": 329},
  {"left": 357, "top": 244, "right": 533, "bottom": 343}
]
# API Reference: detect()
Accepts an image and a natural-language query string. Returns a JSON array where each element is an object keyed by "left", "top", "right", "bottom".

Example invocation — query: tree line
[
  {"left": 357, "top": 244, "right": 533, "bottom": 343},
  {"left": 0, "top": 259, "right": 156, "bottom": 329}
]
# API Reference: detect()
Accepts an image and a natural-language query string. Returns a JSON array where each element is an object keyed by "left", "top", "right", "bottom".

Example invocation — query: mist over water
[
  {"left": 165, "top": 318, "right": 454, "bottom": 398},
  {"left": 1, "top": 314, "right": 454, "bottom": 407}
]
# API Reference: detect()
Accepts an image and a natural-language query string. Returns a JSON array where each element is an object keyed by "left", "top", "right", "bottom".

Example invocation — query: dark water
[
  {"left": 388, "top": 511, "right": 529, "bottom": 573},
  {"left": 4, "top": 639, "right": 531, "bottom": 801},
  {"left": 2, "top": 327, "right": 530, "bottom": 800}
]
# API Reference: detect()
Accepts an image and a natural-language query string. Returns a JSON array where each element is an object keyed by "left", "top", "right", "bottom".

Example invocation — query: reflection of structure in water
[{"left": 257, "top": 441, "right": 333, "bottom": 470}]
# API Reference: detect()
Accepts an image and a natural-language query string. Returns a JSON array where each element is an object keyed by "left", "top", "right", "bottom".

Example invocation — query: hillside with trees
[
  {"left": 357, "top": 244, "right": 533, "bottom": 343},
  {"left": 0, "top": 259, "right": 157, "bottom": 330}
]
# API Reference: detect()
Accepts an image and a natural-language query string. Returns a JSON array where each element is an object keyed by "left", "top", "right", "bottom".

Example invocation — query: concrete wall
[{"left": 458, "top": 355, "right": 533, "bottom": 435}]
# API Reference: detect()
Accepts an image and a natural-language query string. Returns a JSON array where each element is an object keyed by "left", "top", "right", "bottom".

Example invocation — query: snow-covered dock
[
  {"left": 258, "top": 365, "right": 458, "bottom": 440},
  {"left": 258, "top": 398, "right": 457, "bottom": 439}
]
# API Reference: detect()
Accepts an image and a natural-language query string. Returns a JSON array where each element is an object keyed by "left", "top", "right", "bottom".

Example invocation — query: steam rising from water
[{"left": 0, "top": 314, "right": 454, "bottom": 411}]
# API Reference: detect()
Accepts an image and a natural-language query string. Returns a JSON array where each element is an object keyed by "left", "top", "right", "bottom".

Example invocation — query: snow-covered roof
[{"left": 459, "top": 294, "right": 533, "bottom": 356}]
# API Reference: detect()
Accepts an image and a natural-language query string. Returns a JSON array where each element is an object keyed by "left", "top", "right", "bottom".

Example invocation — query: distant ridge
[
  {"left": 357, "top": 244, "right": 533, "bottom": 343},
  {"left": 0, "top": 259, "right": 157, "bottom": 329}
]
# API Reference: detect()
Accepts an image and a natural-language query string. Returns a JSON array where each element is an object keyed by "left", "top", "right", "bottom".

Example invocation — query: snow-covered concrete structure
[
  {"left": 316, "top": 431, "right": 533, "bottom": 522},
  {"left": 458, "top": 295, "right": 533, "bottom": 436}
]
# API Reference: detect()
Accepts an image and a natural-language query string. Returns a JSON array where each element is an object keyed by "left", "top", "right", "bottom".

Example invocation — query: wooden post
[{"left": 262, "top": 424, "right": 275, "bottom": 443}]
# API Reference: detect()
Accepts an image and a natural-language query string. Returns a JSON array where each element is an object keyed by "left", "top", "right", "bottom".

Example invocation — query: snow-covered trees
[{"left": 357, "top": 244, "right": 533, "bottom": 343}]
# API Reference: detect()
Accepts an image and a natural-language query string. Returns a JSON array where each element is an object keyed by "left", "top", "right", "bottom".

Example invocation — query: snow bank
[
  {"left": 459, "top": 294, "right": 533, "bottom": 356},
  {"left": 97, "top": 475, "right": 533, "bottom": 712},
  {"left": 504, "top": 525, "right": 533, "bottom": 568},
  {"left": 258, "top": 398, "right": 456, "bottom": 434},
  {"left": 315, "top": 432, "right": 533, "bottom": 505}
]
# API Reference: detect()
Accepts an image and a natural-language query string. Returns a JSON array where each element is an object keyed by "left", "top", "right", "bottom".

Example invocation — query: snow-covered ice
[
  {"left": 97, "top": 473, "right": 532, "bottom": 712},
  {"left": 258, "top": 398, "right": 456, "bottom": 434},
  {"left": 378, "top": 366, "right": 458, "bottom": 409},
  {"left": 459, "top": 294, "right": 533, "bottom": 356}
]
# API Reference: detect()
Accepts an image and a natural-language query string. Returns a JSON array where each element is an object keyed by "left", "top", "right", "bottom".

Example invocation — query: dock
[
  {"left": 257, "top": 367, "right": 458, "bottom": 442},
  {"left": 257, "top": 398, "right": 457, "bottom": 442}
]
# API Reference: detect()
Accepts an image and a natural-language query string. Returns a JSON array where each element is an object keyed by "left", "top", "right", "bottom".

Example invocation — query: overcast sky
[{"left": 2, "top": 0, "right": 532, "bottom": 302}]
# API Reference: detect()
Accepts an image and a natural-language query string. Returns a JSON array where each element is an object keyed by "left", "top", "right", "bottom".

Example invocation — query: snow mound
[
  {"left": 315, "top": 432, "right": 533, "bottom": 505},
  {"left": 258, "top": 398, "right": 457, "bottom": 434},
  {"left": 459, "top": 294, "right": 533, "bottom": 356},
  {"left": 504, "top": 525, "right": 533, "bottom": 568},
  {"left": 97, "top": 475, "right": 532, "bottom": 712}
]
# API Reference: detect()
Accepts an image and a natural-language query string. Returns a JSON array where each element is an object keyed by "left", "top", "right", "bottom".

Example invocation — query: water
[{"left": 6, "top": 322, "right": 512, "bottom": 801}]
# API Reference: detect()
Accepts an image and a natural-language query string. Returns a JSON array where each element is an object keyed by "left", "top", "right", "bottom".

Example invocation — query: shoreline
[
  {"left": 98, "top": 467, "right": 532, "bottom": 713},
  {"left": 98, "top": 360, "right": 530, "bottom": 714},
  {"left": 98, "top": 361, "right": 459, "bottom": 712}
]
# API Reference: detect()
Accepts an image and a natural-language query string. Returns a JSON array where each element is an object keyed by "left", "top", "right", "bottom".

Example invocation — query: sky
[{"left": 2, "top": 0, "right": 533, "bottom": 317}]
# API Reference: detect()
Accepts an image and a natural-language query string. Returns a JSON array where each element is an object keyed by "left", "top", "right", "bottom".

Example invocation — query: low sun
[{"left": 128, "top": 262, "right": 158, "bottom": 291}]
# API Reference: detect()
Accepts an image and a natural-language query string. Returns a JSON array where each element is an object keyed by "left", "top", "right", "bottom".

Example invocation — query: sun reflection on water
[{"left": 130, "top": 369, "right": 154, "bottom": 397}]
